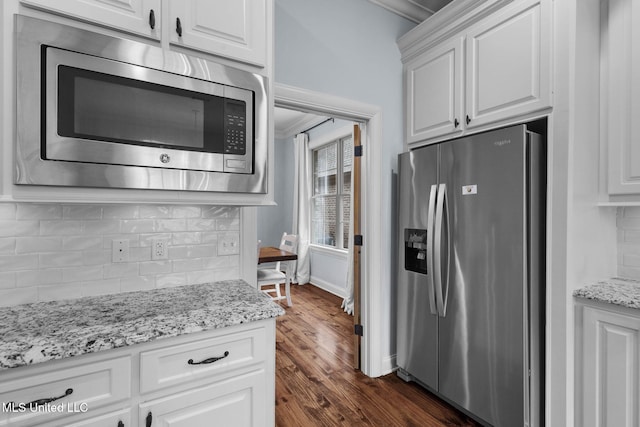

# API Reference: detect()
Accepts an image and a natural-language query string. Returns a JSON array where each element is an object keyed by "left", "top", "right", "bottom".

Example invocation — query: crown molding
[{"left": 368, "top": 0, "right": 434, "bottom": 23}]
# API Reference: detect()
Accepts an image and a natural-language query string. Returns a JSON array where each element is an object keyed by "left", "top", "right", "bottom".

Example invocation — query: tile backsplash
[
  {"left": 0, "top": 203, "right": 241, "bottom": 306},
  {"left": 617, "top": 207, "right": 640, "bottom": 280}
]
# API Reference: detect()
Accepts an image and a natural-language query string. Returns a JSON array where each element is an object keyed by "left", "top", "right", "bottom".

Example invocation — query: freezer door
[
  {"left": 396, "top": 146, "right": 439, "bottom": 390},
  {"left": 437, "top": 125, "right": 529, "bottom": 426}
]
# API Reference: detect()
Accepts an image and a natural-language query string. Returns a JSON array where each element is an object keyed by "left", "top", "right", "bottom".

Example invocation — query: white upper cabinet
[
  {"left": 400, "top": 0, "right": 551, "bottom": 145},
  {"left": 20, "top": 0, "right": 161, "bottom": 39},
  {"left": 406, "top": 37, "right": 464, "bottom": 143},
  {"left": 603, "top": 0, "right": 640, "bottom": 196},
  {"left": 465, "top": 0, "right": 551, "bottom": 129},
  {"left": 169, "top": 0, "right": 266, "bottom": 67}
]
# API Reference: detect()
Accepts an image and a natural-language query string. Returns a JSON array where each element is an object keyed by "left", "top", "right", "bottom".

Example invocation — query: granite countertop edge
[
  {"left": 573, "top": 277, "right": 640, "bottom": 310},
  {"left": 0, "top": 280, "right": 285, "bottom": 371}
]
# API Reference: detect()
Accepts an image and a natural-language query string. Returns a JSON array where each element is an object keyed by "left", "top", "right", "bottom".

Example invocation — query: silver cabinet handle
[
  {"left": 434, "top": 183, "right": 451, "bottom": 317},
  {"left": 426, "top": 184, "right": 438, "bottom": 315}
]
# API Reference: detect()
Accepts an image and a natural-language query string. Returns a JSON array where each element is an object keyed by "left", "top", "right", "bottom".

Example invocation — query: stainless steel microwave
[{"left": 15, "top": 15, "right": 268, "bottom": 193}]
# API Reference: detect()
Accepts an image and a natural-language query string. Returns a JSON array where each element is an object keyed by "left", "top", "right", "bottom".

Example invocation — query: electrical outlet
[
  {"left": 112, "top": 239, "right": 129, "bottom": 263},
  {"left": 152, "top": 239, "right": 168, "bottom": 260},
  {"left": 218, "top": 234, "right": 239, "bottom": 255}
]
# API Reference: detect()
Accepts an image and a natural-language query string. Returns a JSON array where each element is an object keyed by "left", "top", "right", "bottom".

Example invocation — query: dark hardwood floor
[{"left": 274, "top": 284, "right": 481, "bottom": 427}]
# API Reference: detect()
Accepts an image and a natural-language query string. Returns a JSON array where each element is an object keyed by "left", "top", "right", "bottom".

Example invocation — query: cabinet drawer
[
  {"left": 0, "top": 356, "right": 131, "bottom": 427},
  {"left": 64, "top": 409, "right": 131, "bottom": 427},
  {"left": 140, "top": 326, "right": 267, "bottom": 394}
]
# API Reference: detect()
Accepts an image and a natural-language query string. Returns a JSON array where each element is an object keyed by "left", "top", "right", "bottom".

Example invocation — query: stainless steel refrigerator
[{"left": 396, "top": 124, "right": 544, "bottom": 427}]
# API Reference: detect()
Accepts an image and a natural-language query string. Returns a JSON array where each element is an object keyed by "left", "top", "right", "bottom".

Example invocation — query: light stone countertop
[
  {"left": 573, "top": 277, "right": 640, "bottom": 310},
  {"left": 0, "top": 280, "right": 285, "bottom": 370}
]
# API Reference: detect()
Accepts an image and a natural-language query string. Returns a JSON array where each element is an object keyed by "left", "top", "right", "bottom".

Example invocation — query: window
[{"left": 311, "top": 135, "right": 352, "bottom": 250}]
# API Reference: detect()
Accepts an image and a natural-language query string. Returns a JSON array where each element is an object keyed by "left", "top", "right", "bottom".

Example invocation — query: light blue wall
[
  {"left": 273, "top": 0, "right": 416, "bottom": 357},
  {"left": 257, "top": 137, "right": 295, "bottom": 247}
]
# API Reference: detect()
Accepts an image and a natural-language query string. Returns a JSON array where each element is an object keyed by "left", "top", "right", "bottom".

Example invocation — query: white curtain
[
  {"left": 292, "top": 133, "right": 311, "bottom": 284},
  {"left": 341, "top": 125, "right": 357, "bottom": 315}
]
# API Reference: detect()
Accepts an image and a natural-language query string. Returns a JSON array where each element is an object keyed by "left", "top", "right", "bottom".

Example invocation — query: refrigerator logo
[
  {"left": 494, "top": 139, "right": 511, "bottom": 146},
  {"left": 462, "top": 185, "right": 477, "bottom": 195}
]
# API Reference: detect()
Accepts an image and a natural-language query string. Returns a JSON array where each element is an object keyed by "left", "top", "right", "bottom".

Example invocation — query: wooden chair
[{"left": 258, "top": 233, "right": 298, "bottom": 307}]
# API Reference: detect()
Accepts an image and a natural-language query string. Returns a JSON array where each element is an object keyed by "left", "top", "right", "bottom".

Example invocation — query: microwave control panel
[{"left": 224, "top": 100, "right": 247, "bottom": 155}]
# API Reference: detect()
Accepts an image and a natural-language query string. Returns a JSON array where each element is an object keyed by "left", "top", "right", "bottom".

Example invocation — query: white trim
[
  {"left": 275, "top": 83, "right": 384, "bottom": 378},
  {"left": 309, "top": 276, "right": 346, "bottom": 299},
  {"left": 367, "top": 0, "right": 433, "bottom": 23},
  {"left": 275, "top": 113, "right": 326, "bottom": 140},
  {"left": 308, "top": 125, "right": 353, "bottom": 150},
  {"left": 309, "top": 243, "right": 349, "bottom": 259}
]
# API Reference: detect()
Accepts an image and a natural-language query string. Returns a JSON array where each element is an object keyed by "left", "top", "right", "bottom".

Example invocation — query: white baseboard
[
  {"left": 309, "top": 276, "right": 346, "bottom": 299},
  {"left": 381, "top": 353, "right": 397, "bottom": 376}
]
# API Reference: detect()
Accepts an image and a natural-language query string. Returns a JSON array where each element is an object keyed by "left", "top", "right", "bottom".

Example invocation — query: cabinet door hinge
[{"left": 354, "top": 324, "right": 363, "bottom": 336}]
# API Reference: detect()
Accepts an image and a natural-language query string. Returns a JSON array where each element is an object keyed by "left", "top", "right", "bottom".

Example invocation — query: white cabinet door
[
  {"left": 169, "top": 0, "right": 266, "bottom": 67},
  {"left": 465, "top": 0, "right": 550, "bottom": 129},
  {"left": 63, "top": 409, "right": 131, "bottom": 427},
  {"left": 139, "top": 369, "right": 267, "bottom": 427},
  {"left": 605, "top": 0, "right": 640, "bottom": 194},
  {"left": 580, "top": 305, "right": 640, "bottom": 427},
  {"left": 20, "top": 0, "right": 161, "bottom": 39},
  {"left": 405, "top": 37, "right": 464, "bottom": 144}
]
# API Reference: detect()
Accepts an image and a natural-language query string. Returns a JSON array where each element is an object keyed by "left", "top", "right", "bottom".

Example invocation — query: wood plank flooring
[{"left": 274, "top": 284, "right": 481, "bottom": 427}]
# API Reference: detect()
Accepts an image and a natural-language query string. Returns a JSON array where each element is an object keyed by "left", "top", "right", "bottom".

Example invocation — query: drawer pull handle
[
  {"left": 146, "top": 411, "right": 152, "bottom": 427},
  {"left": 187, "top": 351, "right": 230, "bottom": 365},
  {"left": 176, "top": 17, "right": 183, "bottom": 37},
  {"left": 149, "top": 9, "right": 156, "bottom": 30},
  {"left": 118, "top": 421, "right": 125, "bottom": 427},
  {"left": 10, "top": 388, "right": 73, "bottom": 409}
]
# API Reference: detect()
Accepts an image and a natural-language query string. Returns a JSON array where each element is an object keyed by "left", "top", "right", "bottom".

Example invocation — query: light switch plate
[{"left": 218, "top": 234, "right": 239, "bottom": 255}]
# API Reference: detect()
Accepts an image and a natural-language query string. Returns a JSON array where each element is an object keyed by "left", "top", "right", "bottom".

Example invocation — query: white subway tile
[
  {"left": 624, "top": 230, "right": 640, "bottom": 244},
  {"left": 16, "top": 237, "right": 62, "bottom": 254},
  {"left": 0, "top": 272, "right": 16, "bottom": 289},
  {"left": 63, "top": 205, "right": 103, "bottom": 220},
  {"left": 155, "top": 219, "right": 187, "bottom": 232},
  {"left": 139, "top": 205, "right": 171, "bottom": 218},
  {"left": 38, "top": 283, "right": 83, "bottom": 302},
  {"left": 618, "top": 266, "right": 640, "bottom": 280},
  {"left": 217, "top": 219, "right": 240, "bottom": 231},
  {"left": 130, "top": 247, "right": 152, "bottom": 262},
  {"left": 103, "top": 235, "right": 141, "bottom": 248},
  {"left": 204, "top": 255, "right": 239, "bottom": 269},
  {"left": 187, "top": 244, "right": 217, "bottom": 258},
  {"left": 173, "top": 258, "right": 203, "bottom": 273},
  {"left": 213, "top": 267, "right": 240, "bottom": 281},
  {"left": 202, "top": 206, "right": 238, "bottom": 219},
  {"left": 201, "top": 232, "right": 219, "bottom": 244},
  {"left": 0, "top": 287, "right": 37, "bottom": 306},
  {"left": 187, "top": 219, "right": 216, "bottom": 231},
  {"left": 172, "top": 232, "right": 201, "bottom": 245},
  {"left": 82, "top": 279, "right": 120, "bottom": 297},
  {"left": 40, "top": 220, "right": 83, "bottom": 236},
  {"left": 139, "top": 233, "right": 171, "bottom": 246},
  {"left": 0, "top": 204, "right": 16, "bottom": 220},
  {"left": 103, "top": 205, "right": 139, "bottom": 219},
  {"left": 63, "top": 236, "right": 103, "bottom": 251},
  {"left": 83, "top": 220, "right": 121, "bottom": 235},
  {"left": 0, "top": 254, "right": 38, "bottom": 271},
  {"left": 121, "top": 219, "right": 155, "bottom": 233},
  {"left": 139, "top": 261, "right": 172, "bottom": 276},
  {"left": 618, "top": 217, "right": 640, "bottom": 230},
  {"left": 17, "top": 269, "right": 64, "bottom": 286},
  {"left": 622, "top": 207, "right": 640, "bottom": 218},
  {"left": 62, "top": 265, "right": 104, "bottom": 283},
  {"left": 171, "top": 206, "right": 201, "bottom": 218},
  {"left": 104, "top": 263, "right": 139, "bottom": 279},
  {"left": 0, "top": 220, "right": 39, "bottom": 237},
  {"left": 40, "top": 252, "right": 84, "bottom": 268},
  {"left": 156, "top": 272, "right": 187, "bottom": 288},
  {"left": 121, "top": 276, "right": 156, "bottom": 292},
  {"left": 0, "top": 238, "right": 15, "bottom": 255},
  {"left": 82, "top": 250, "right": 109, "bottom": 266},
  {"left": 187, "top": 269, "right": 216, "bottom": 285},
  {"left": 168, "top": 246, "right": 189, "bottom": 260},
  {"left": 17, "top": 204, "right": 62, "bottom": 220}
]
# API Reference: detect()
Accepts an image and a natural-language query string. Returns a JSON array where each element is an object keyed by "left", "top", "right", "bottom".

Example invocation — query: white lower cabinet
[
  {"left": 139, "top": 369, "right": 266, "bottom": 427},
  {"left": 576, "top": 301, "right": 640, "bottom": 427},
  {"left": 0, "top": 319, "right": 275, "bottom": 427}
]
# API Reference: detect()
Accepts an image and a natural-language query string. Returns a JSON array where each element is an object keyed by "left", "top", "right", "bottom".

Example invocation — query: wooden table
[{"left": 258, "top": 246, "right": 297, "bottom": 264}]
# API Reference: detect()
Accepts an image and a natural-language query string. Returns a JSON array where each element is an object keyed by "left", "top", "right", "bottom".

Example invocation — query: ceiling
[
  {"left": 367, "top": 0, "right": 454, "bottom": 23},
  {"left": 274, "top": 107, "right": 329, "bottom": 140}
]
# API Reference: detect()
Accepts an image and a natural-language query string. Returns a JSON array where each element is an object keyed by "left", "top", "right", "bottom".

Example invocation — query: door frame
[{"left": 273, "top": 82, "right": 384, "bottom": 377}]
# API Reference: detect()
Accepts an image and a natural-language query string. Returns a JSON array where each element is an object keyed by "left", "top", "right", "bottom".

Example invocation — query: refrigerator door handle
[
  {"left": 426, "top": 184, "right": 438, "bottom": 315},
  {"left": 434, "top": 183, "right": 451, "bottom": 317}
]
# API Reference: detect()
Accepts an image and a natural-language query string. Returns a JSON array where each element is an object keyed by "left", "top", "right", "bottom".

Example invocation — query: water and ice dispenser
[{"left": 404, "top": 228, "right": 428, "bottom": 274}]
